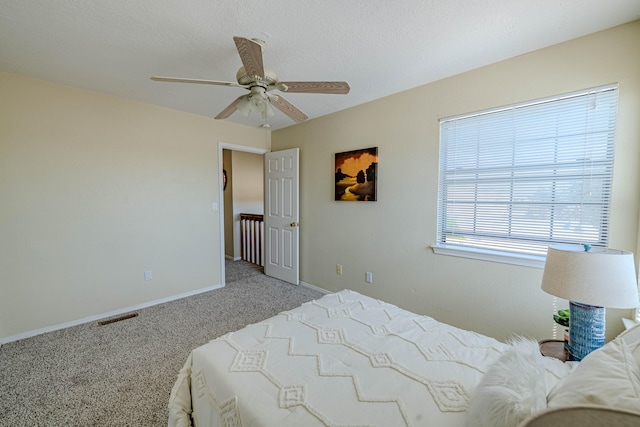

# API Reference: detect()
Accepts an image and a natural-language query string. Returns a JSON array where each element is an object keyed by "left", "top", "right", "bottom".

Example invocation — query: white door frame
[{"left": 218, "top": 142, "right": 268, "bottom": 286}]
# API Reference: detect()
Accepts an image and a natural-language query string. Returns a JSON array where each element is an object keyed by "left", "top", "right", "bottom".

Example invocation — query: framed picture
[{"left": 335, "top": 147, "right": 378, "bottom": 201}]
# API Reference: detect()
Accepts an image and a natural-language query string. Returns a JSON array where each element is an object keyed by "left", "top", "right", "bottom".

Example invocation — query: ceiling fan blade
[
  {"left": 233, "top": 37, "right": 265, "bottom": 79},
  {"left": 270, "top": 95, "right": 309, "bottom": 123},
  {"left": 215, "top": 96, "right": 245, "bottom": 120},
  {"left": 150, "top": 76, "right": 246, "bottom": 88},
  {"left": 279, "top": 81, "right": 350, "bottom": 94}
]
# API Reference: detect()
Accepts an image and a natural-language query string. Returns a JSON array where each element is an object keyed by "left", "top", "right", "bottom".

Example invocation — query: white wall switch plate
[
  {"left": 144, "top": 270, "right": 152, "bottom": 281},
  {"left": 365, "top": 272, "right": 373, "bottom": 283}
]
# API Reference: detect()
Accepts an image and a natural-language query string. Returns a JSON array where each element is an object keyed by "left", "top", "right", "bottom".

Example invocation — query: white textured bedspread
[{"left": 168, "top": 290, "right": 508, "bottom": 427}]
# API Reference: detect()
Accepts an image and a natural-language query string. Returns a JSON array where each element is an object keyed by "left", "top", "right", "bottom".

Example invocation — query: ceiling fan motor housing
[{"left": 236, "top": 66, "right": 278, "bottom": 86}]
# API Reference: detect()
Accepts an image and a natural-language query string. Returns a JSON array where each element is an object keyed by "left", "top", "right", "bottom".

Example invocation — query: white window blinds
[{"left": 436, "top": 84, "right": 618, "bottom": 260}]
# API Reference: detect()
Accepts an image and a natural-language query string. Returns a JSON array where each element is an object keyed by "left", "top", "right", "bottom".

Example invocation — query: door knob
[{"left": 290, "top": 222, "right": 299, "bottom": 227}]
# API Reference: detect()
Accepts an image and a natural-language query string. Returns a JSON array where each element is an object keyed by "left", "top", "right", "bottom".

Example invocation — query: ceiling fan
[{"left": 151, "top": 37, "right": 350, "bottom": 127}]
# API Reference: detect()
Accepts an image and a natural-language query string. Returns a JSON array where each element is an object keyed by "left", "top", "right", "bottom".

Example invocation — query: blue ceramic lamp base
[{"left": 568, "top": 301, "right": 606, "bottom": 361}]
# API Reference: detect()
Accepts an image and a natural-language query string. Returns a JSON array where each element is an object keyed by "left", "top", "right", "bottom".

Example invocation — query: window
[{"left": 434, "top": 84, "right": 618, "bottom": 267}]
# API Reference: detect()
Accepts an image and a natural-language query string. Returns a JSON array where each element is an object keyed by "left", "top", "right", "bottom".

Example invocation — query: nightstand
[{"left": 539, "top": 339, "right": 568, "bottom": 362}]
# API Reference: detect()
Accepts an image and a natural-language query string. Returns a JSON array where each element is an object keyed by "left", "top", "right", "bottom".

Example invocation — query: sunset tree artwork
[{"left": 335, "top": 147, "right": 378, "bottom": 201}]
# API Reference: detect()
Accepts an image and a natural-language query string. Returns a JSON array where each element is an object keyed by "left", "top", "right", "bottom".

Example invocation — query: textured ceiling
[{"left": 1, "top": 1, "right": 639, "bottom": 130}]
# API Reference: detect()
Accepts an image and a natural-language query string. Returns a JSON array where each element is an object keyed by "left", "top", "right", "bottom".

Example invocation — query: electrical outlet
[
  {"left": 365, "top": 272, "right": 373, "bottom": 283},
  {"left": 144, "top": 270, "right": 153, "bottom": 281},
  {"left": 336, "top": 264, "right": 343, "bottom": 275}
]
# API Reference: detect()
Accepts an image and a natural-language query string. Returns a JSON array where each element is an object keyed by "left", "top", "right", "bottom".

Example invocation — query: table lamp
[{"left": 541, "top": 245, "right": 639, "bottom": 361}]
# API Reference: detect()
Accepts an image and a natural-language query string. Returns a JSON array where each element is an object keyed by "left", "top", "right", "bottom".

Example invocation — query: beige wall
[
  {"left": 0, "top": 72, "right": 269, "bottom": 341},
  {"left": 272, "top": 21, "right": 640, "bottom": 341}
]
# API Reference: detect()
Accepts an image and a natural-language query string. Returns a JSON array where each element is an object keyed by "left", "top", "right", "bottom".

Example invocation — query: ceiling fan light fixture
[
  {"left": 250, "top": 93, "right": 269, "bottom": 112},
  {"left": 263, "top": 103, "right": 275, "bottom": 118},
  {"left": 237, "top": 96, "right": 252, "bottom": 116},
  {"left": 237, "top": 91, "right": 273, "bottom": 118}
]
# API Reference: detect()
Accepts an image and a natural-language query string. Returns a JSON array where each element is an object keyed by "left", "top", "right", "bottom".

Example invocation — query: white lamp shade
[
  {"left": 542, "top": 246, "right": 640, "bottom": 308},
  {"left": 541, "top": 245, "right": 639, "bottom": 308}
]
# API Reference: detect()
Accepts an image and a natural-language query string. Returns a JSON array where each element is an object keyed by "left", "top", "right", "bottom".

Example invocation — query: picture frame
[{"left": 335, "top": 147, "right": 378, "bottom": 201}]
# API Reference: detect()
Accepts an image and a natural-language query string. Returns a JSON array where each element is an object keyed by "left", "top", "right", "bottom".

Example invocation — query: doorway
[
  {"left": 222, "top": 149, "right": 265, "bottom": 262},
  {"left": 218, "top": 143, "right": 300, "bottom": 287},
  {"left": 218, "top": 143, "right": 268, "bottom": 286}
]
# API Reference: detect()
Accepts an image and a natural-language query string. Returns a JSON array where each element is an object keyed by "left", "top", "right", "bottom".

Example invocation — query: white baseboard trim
[
  {"left": 0, "top": 283, "right": 224, "bottom": 346},
  {"left": 299, "top": 280, "right": 331, "bottom": 295}
]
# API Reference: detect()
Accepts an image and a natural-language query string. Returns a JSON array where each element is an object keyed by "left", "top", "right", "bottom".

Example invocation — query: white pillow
[
  {"left": 626, "top": 340, "right": 640, "bottom": 369},
  {"left": 618, "top": 321, "right": 640, "bottom": 369},
  {"left": 618, "top": 319, "right": 640, "bottom": 345},
  {"left": 466, "top": 338, "right": 548, "bottom": 427},
  {"left": 539, "top": 354, "right": 577, "bottom": 394},
  {"left": 547, "top": 338, "right": 640, "bottom": 413}
]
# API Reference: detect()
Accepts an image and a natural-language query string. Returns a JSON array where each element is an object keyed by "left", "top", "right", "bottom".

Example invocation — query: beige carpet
[{"left": 0, "top": 261, "right": 323, "bottom": 426}]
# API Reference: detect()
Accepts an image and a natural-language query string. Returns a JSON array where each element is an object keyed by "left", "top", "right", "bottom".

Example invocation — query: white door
[{"left": 264, "top": 148, "right": 299, "bottom": 285}]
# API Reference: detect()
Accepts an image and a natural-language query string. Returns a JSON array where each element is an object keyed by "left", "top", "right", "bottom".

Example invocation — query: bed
[{"left": 168, "top": 290, "right": 640, "bottom": 427}]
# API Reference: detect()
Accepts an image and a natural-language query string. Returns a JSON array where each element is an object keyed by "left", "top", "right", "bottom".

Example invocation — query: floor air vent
[{"left": 97, "top": 312, "right": 139, "bottom": 326}]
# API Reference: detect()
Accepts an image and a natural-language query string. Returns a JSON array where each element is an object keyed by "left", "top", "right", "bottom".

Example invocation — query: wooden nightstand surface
[{"left": 539, "top": 339, "right": 568, "bottom": 362}]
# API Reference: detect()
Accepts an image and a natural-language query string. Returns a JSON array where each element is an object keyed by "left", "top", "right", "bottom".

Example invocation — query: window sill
[{"left": 431, "top": 244, "right": 545, "bottom": 268}]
